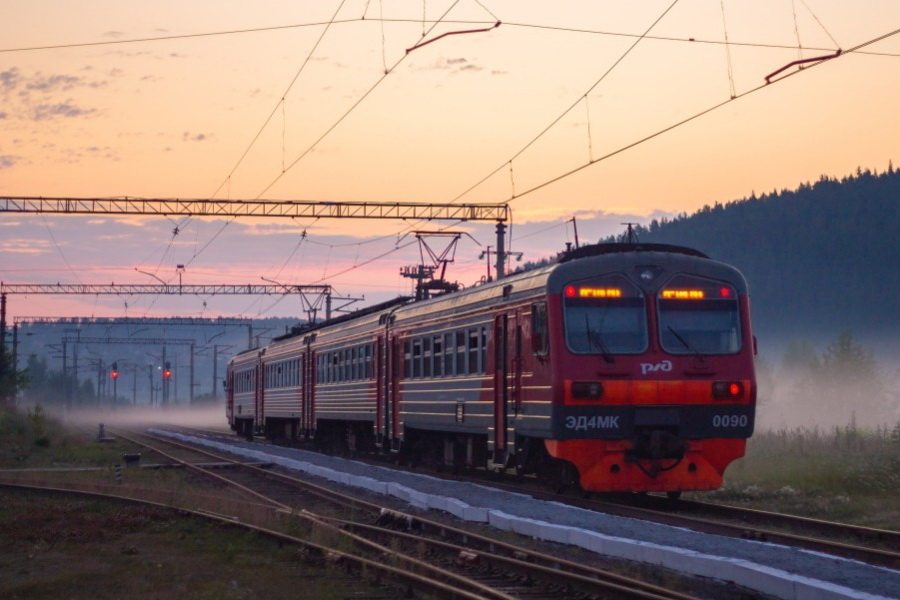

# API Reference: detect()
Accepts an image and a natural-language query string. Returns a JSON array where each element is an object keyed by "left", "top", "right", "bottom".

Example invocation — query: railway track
[
  {"left": 110, "top": 427, "right": 701, "bottom": 600},
  {"left": 468, "top": 479, "right": 900, "bottom": 571},
  {"left": 176, "top": 425, "right": 899, "bottom": 572}
]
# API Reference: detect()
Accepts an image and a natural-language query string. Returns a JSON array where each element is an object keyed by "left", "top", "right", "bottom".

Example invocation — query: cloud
[
  {"left": 0, "top": 155, "right": 18, "bottom": 170},
  {"left": 182, "top": 132, "right": 209, "bottom": 142},
  {"left": 0, "top": 239, "right": 52, "bottom": 255},
  {"left": 421, "top": 57, "right": 487, "bottom": 74},
  {"left": 1, "top": 68, "right": 111, "bottom": 123},
  {"left": 31, "top": 102, "right": 96, "bottom": 121},
  {"left": 1, "top": 68, "right": 21, "bottom": 92},
  {"left": 25, "top": 73, "right": 81, "bottom": 92}
]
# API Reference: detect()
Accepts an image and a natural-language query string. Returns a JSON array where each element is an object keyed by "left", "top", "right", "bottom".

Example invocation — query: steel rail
[
  {"left": 439, "top": 475, "right": 900, "bottom": 571},
  {"left": 175, "top": 425, "right": 900, "bottom": 571},
  {"left": 113, "top": 428, "right": 517, "bottom": 600},
  {"left": 144, "top": 426, "right": 700, "bottom": 600}
]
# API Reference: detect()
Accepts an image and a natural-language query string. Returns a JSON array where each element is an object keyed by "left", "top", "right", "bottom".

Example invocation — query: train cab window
[
  {"left": 531, "top": 302, "right": 549, "bottom": 355},
  {"left": 564, "top": 274, "right": 648, "bottom": 354},
  {"left": 658, "top": 275, "right": 741, "bottom": 355}
]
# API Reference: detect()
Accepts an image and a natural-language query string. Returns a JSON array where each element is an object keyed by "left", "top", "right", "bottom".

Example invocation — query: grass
[
  {"left": 698, "top": 424, "right": 900, "bottom": 529},
  {"left": 0, "top": 489, "right": 356, "bottom": 600}
]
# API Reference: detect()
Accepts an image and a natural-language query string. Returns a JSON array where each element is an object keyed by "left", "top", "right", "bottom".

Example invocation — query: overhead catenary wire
[
  {"left": 495, "top": 25, "right": 900, "bottom": 206},
  {"left": 252, "top": 0, "right": 467, "bottom": 200},
  {"left": 451, "top": 0, "right": 683, "bottom": 203},
  {"left": 7, "top": 18, "right": 892, "bottom": 57},
  {"left": 210, "top": 0, "right": 349, "bottom": 200}
]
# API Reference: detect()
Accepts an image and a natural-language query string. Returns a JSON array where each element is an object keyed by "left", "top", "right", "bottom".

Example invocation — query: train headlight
[
  {"left": 571, "top": 381, "right": 604, "bottom": 399},
  {"left": 712, "top": 381, "right": 744, "bottom": 400}
]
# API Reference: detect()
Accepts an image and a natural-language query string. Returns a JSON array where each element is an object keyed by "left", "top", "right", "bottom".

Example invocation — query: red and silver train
[{"left": 226, "top": 243, "right": 756, "bottom": 495}]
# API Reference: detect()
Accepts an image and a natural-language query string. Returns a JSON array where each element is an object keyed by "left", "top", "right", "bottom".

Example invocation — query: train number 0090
[{"left": 712, "top": 414, "right": 749, "bottom": 428}]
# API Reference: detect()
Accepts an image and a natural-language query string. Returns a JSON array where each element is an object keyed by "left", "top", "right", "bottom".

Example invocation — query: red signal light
[
  {"left": 720, "top": 287, "right": 732, "bottom": 298},
  {"left": 163, "top": 370, "right": 171, "bottom": 379},
  {"left": 564, "top": 285, "right": 576, "bottom": 297},
  {"left": 111, "top": 370, "right": 119, "bottom": 379}
]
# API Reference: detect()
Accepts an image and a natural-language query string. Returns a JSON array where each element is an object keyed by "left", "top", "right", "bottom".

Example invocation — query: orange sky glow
[{"left": 2, "top": 0, "right": 899, "bottom": 319}]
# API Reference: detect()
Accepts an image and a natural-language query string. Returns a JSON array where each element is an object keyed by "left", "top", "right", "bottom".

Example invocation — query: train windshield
[
  {"left": 658, "top": 275, "right": 741, "bottom": 354},
  {"left": 563, "top": 274, "right": 647, "bottom": 355}
]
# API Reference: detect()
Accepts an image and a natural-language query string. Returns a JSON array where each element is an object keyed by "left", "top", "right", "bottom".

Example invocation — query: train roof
[
  {"left": 271, "top": 295, "right": 413, "bottom": 343},
  {"left": 231, "top": 242, "right": 745, "bottom": 361},
  {"left": 558, "top": 242, "right": 708, "bottom": 262}
]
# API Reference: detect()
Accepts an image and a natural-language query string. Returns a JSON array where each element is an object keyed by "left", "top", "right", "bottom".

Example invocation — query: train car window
[
  {"left": 413, "top": 338, "right": 422, "bottom": 378},
  {"left": 433, "top": 335, "right": 443, "bottom": 377},
  {"left": 423, "top": 337, "right": 432, "bottom": 378},
  {"left": 364, "top": 344, "right": 372, "bottom": 379},
  {"left": 531, "top": 302, "right": 549, "bottom": 355},
  {"left": 455, "top": 331, "right": 467, "bottom": 375},
  {"left": 468, "top": 329, "right": 480, "bottom": 374},
  {"left": 403, "top": 340, "right": 412, "bottom": 379},
  {"left": 481, "top": 327, "right": 488, "bottom": 373},
  {"left": 658, "top": 275, "right": 741, "bottom": 355},
  {"left": 442, "top": 333, "right": 453, "bottom": 376},
  {"left": 563, "top": 274, "right": 648, "bottom": 354}
]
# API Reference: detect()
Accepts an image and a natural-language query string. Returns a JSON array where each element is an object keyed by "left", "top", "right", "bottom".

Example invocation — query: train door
[
  {"left": 226, "top": 370, "right": 234, "bottom": 425},
  {"left": 375, "top": 335, "right": 384, "bottom": 446},
  {"left": 492, "top": 314, "right": 509, "bottom": 462},
  {"left": 254, "top": 363, "right": 264, "bottom": 433},
  {"left": 303, "top": 346, "right": 316, "bottom": 439},
  {"left": 389, "top": 335, "right": 402, "bottom": 450},
  {"left": 512, "top": 310, "right": 524, "bottom": 416}
]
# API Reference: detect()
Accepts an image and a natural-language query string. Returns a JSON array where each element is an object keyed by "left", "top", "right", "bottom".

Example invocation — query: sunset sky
[{"left": 2, "top": 0, "right": 899, "bottom": 320}]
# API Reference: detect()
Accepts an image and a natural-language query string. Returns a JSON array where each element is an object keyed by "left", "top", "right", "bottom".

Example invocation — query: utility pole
[
  {"left": 162, "top": 346, "right": 167, "bottom": 406},
  {"left": 148, "top": 365, "right": 154, "bottom": 407},
  {"left": 213, "top": 344, "right": 219, "bottom": 399},
  {"left": 62, "top": 340, "right": 68, "bottom": 411},
  {"left": 495, "top": 222, "right": 506, "bottom": 280}
]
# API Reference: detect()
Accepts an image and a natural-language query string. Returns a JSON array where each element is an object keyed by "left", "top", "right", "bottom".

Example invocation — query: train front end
[{"left": 544, "top": 245, "right": 756, "bottom": 495}]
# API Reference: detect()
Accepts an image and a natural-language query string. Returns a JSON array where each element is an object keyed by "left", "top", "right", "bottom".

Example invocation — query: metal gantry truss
[
  {"left": 0, "top": 196, "right": 509, "bottom": 222},
  {"left": 0, "top": 283, "right": 345, "bottom": 323},
  {"left": 0, "top": 196, "right": 514, "bottom": 279}
]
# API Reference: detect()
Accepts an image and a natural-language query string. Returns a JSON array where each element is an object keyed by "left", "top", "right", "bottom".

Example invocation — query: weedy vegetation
[{"left": 702, "top": 421, "right": 900, "bottom": 529}]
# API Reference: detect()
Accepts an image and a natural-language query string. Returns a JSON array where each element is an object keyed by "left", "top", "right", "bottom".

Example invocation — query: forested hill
[{"left": 610, "top": 166, "right": 900, "bottom": 343}]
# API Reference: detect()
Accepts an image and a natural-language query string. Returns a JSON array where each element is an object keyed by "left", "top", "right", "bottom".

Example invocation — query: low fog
[
  {"left": 54, "top": 404, "right": 229, "bottom": 432},
  {"left": 755, "top": 332, "right": 900, "bottom": 431}
]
